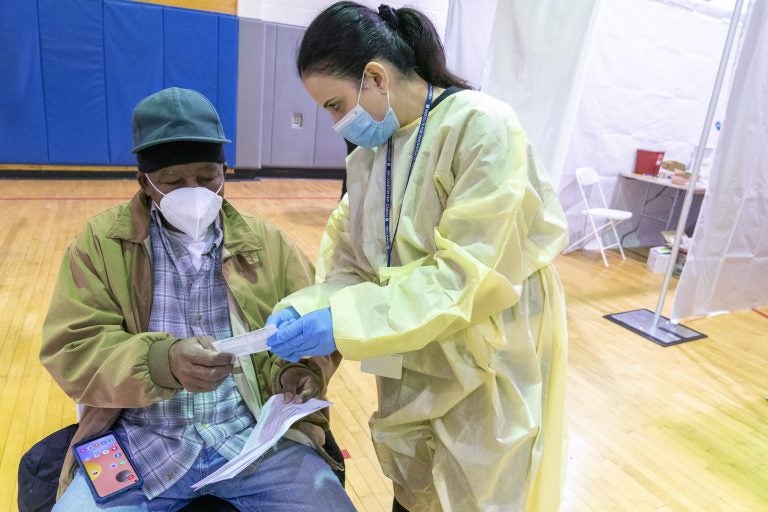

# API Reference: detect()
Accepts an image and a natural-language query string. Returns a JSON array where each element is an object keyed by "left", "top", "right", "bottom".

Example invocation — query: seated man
[{"left": 40, "top": 87, "right": 354, "bottom": 511}]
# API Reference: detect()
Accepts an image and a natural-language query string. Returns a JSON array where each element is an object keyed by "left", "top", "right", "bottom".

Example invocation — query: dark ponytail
[{"left": 297, "top": 1, "right": 471, "bottom": 90}]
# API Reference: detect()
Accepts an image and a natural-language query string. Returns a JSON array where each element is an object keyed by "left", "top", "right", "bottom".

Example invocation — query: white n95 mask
[
  {"left": 147, "top": 178, "right": 223, "bottom": 239},
  {"left": 333, "top": 74, "right": 400, "bottom": 149}
]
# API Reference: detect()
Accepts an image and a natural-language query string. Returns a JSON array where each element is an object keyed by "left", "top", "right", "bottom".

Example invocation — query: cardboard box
[
  {"left": 647, "top": 246, "right": 671, "bottom": 273},
  {"left": 674, "top": 247, "right": 688, "bottom": 275},
  {"left": 670, "top": 160, "right": 687, "bottom": 173},
  {"left": 661, "top": 161, "right": 686, "bottom": 177}
]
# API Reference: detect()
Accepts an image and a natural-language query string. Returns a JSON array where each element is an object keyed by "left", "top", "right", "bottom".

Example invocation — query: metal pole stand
[
  {"left": 605, "top": 308, "right": 705, "bottom": 346},
  {"left": 605, "top": 0, "right": 745, "bottom": 346}
]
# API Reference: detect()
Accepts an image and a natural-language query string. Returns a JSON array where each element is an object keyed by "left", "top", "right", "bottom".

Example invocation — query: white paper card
[
  {"left": 361, "top": 354, "right": 403, "bottom": 379},
  {"left": 190, "top": 395, "right": 331, "bottom": 489},
  {"left": 211, "top": 324, "right": 276, "bottom": 356}
]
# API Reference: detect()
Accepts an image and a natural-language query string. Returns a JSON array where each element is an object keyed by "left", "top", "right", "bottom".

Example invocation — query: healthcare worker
[{"left": 267, "top": 2, "right": 569, "bottom": 511}]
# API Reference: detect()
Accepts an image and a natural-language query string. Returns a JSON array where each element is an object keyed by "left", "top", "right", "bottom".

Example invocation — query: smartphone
[{"left": 71, "top": 431, "right": 143, "bottom": 504}]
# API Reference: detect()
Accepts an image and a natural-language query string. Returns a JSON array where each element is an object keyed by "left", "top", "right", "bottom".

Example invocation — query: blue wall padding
[
  {"left": 163, "top": 9, "right": 219, "bottom": 100},
  {"left": 218, "top": 16, "right": 239, "bottom": 166},
  {"left": 0, "top": 1, "right": 49, "bottom": 163},
  {"left": 104, "top": 1, "right": 164, "bottom": 165},
  {"left": 0, "top": 0, "right": 238, "bottom": 167},
  {"left": 39, "top": 0, "right": 110, "bottom": 164},
  {"left": 163, "top": 8, "right": 237, "bottom": 165}
]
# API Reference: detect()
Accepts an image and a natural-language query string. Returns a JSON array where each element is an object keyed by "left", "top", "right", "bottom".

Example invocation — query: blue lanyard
[{"left": 385, "top": 83, "right": 434, "bottom": 267}]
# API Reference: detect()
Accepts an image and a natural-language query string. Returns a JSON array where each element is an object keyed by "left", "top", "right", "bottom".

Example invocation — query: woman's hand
[{"left": 268, "top": 308, "right": 336, "bottom": 363}]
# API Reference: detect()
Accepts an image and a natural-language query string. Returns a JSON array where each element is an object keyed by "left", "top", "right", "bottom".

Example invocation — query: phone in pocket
[{"left": 71, "top": 431, "right": 143, "bottom": 503}]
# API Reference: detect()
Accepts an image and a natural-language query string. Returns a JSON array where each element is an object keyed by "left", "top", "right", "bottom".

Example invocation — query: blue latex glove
[
  {"left": 268, "top": 308, "right": 336, "bottom": 363},
  {"left": 266, "top": 306, "right": 300, "bottom": 328},
  {"left": 266, "top": 307, "right": 300, "bottom": 356}
]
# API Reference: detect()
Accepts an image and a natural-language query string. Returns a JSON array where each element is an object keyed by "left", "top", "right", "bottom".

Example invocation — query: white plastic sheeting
[
  {"left": 479, "top": 0, "right": 601, "bottom": 186},
  {"left": 239, "top": 1, "right": 449, "bottom": 37},
  {"left": 444, "top": 0, "right": 497, "bottom": 89},
  {"left": 559, "top": 0, "right": 734, "bottom": 249},
  {"left": 671, "top": 0, "right": 768, "bottom": 320}
]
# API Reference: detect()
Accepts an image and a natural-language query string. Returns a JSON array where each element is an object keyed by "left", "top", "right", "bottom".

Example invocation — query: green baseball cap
[{"left": 131, "top": 87, "right": 231, "bottom": 153}]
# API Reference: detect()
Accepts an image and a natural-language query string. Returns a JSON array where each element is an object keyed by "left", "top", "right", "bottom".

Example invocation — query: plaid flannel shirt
[{"left": 119, "top": 209, "right": 255, "bottom": 499}]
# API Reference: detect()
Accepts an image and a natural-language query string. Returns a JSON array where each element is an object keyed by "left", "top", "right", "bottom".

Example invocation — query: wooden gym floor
[{"left": 0, "top": 178, "right": 766, "bottom": 511}]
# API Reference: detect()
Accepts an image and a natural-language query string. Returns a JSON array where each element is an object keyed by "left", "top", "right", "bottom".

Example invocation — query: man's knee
[{"left": 53, "top": 471, "right": 146, "bottom": 512}]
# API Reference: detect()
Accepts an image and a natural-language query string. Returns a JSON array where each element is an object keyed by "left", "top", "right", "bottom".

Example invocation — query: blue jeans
[{"left": 54, "top": 436, "right": 355, "bottom": 511}]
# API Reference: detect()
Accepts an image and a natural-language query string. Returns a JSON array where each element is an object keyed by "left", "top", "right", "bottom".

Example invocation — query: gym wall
[{"left": 0, "top": 0, "right": 238, "bottom": 167}]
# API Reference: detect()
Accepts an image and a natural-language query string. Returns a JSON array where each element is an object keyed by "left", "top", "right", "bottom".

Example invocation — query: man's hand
[
  {"left": 169, "top": 337, "right": 234, "bottom": 392},
  {"left": 279, "top": 366, "right": 322, "bottom": 404}
]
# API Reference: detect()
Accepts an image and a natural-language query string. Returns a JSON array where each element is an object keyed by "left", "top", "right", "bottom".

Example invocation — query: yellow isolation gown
[{"left": 281, "top": 89, "right": 569, "bottom": 512}]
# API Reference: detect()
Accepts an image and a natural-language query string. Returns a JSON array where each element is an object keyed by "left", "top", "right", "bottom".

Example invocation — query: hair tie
[{"left": 378, "top": 4, "right": 399, "bottom": 31}]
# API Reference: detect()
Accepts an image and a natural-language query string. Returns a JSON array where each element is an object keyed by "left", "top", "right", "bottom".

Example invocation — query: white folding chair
[{"left": 565, "top": 167, "right": 632, "bottom": 267}]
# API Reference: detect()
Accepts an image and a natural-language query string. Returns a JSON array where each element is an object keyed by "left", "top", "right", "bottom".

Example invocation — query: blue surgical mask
[{"left": 333, "top": 73, "right": 400, "bottom": 148}]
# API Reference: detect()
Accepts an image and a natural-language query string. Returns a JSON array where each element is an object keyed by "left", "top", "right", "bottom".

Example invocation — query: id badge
[{"left": 361, "top": 354, "right": 403, "bottom": 379}]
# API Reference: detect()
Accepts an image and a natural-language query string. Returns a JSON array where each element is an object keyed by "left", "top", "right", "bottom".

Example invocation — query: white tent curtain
[
  {"left": 557, "top": 0, "right": 734, "bottom": 250},
  {"left": 671, "top": 0, "right": 768, "bottom": 320},
  {"left": 444, "top": 0, "right": 497, "bottom": 90},
  {"left": 479, "top": 0, "right": 601, "bottom": 185}
]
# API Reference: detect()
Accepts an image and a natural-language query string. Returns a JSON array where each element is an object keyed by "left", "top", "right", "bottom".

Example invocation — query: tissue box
[{"left": 647, "top": 246, "right": 671, "bottom": 273}]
